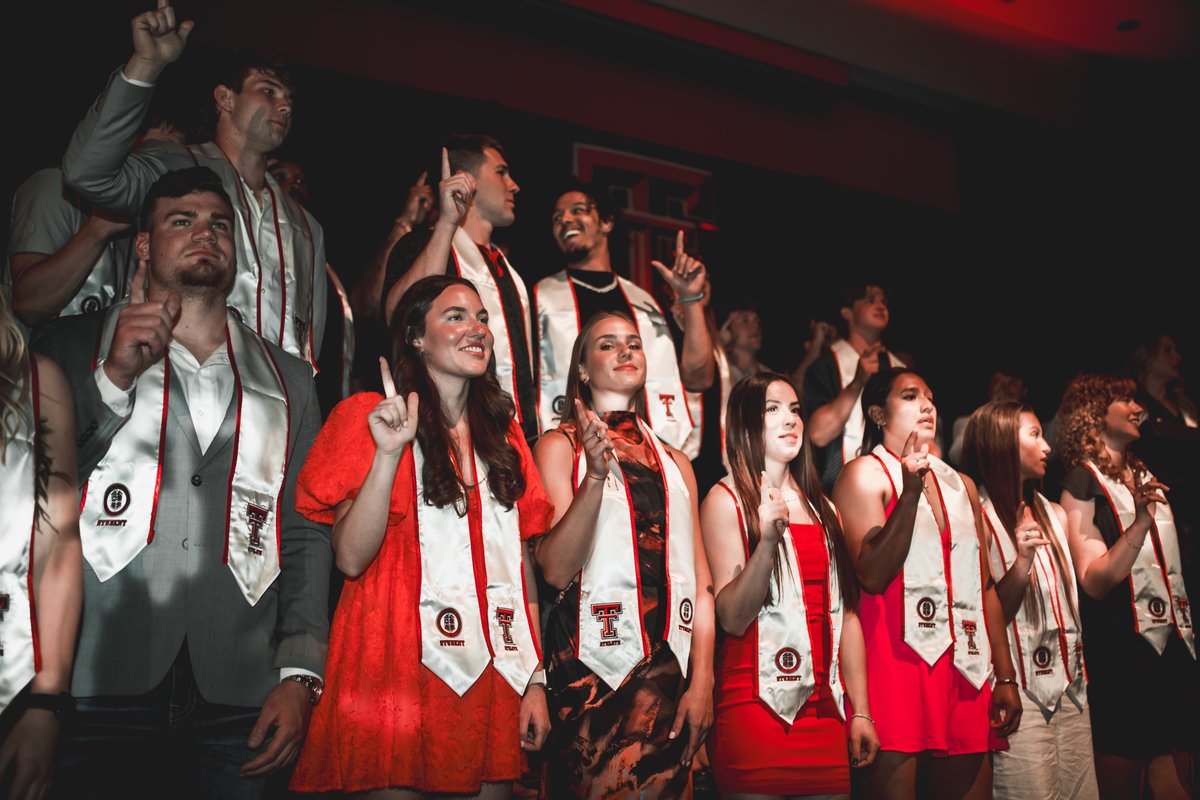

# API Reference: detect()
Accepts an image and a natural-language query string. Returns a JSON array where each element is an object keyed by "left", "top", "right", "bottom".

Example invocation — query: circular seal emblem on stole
[
  {"left": 917, "top": 596, "right": 937, "bottom": 622},
  {"left": 679, "top": 598, "right": 694, "bottom": 625},
  {"left": 103, "top": 483, "right": 132, "bottom": 516},
  {"left": 775, "top": 647, "right": 801, "bottom": 674},
  {"left": 1033, "top": 646, "right": 1052, "bottom": 669},
  {"left": 436, "top": 608, "right": 463, "bottom": 638},
  {"left": 81, "top": 295, "right": 102, "bottom": 314},
  {"left": 1148, "top": 597, "right": 1168, "bottom": 619}
]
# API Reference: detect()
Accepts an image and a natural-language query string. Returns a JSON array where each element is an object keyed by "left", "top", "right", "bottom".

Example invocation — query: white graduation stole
[
  {"left": 830, "top": 339, "right": 905, "bottom": 465},
  {"left": 871, "top": 445, "right": 992, "bottom": 688},
  {"left": 188, "top": 143, "right": 318, "bottom": 367},
  {"left": 574, "top": 417, "right": 696, "bottom": 690},
  {"left": 63, "top": 238, "right": 129, "bottom": 318},
  {"left": 1087, "top": 462, "right": 1195, "bottom": 658},
  {"left": 682, "top": 345, "right": 731, "bottom": 468},
  {"left": 983, "top": 492, "right": 1086, "bottom": 716},
  {"left": 80, "top": 306, "right": 289, "bottom": 605},
  {"left": 535, "top": 270, "right": 695, "bottom": 450},
  {"left": 0, "top": 361, "right": 40, "bottom": 712},
  {"left": 717, "top": 478, "right": 845, "bottom": 725},
  {"left": 450, "top": 227, "right": 532, "bottom": 427},
  {"left": 415, "top": 443, "right": 541, "bottom": 697}
]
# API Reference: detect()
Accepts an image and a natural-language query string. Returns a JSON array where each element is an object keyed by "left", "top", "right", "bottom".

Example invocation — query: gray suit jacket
[
  {"left": 61, "top": 67, "right": 327, "bottom": 363},
  {"left": 33, "top": 313, "right": 330, "bottom": 708}
]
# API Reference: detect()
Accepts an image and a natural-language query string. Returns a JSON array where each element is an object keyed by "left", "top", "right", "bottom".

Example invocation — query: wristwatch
[
  {"left": 25, "top": 692, "right": 76, "bottom": 721},
  {"left": 284, "top": 674, "right": 324, "bottom": 707}
]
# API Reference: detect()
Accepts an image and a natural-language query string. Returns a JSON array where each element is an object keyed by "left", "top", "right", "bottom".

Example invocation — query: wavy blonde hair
[
  {"left": 1056, "top": 374, "right": 1143, "bottom": 482},
  {"left": 0, "top": 293, "right": 30, "bottom": 461}
]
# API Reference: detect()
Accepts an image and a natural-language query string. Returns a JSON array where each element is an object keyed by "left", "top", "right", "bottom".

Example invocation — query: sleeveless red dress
[
  {"left": 707, "top": 523, "right": 851, "bottom": 794},
  {"left": 857, "top": 486, "right": 998, "bottom": 755},
  {"left": 288, "top": 393, "right": 553, "bottom": 794}
]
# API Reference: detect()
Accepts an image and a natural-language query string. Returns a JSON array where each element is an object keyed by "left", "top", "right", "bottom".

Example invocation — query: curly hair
[
  {"left": 390, "top": 275, "right": 525, "bottom": 513},
  {"left": 0, "top": 292, "right": 30, "bottom": 463},
  {"left": 1056, "top": 374, "right": 1143, "bottom": 481}
]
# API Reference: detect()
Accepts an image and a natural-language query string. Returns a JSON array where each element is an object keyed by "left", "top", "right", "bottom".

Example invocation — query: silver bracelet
[
  {"left": 995, "top": 677, "right": 1017, "bottom": 687},
  {"left": 850, "top": 712, "right": 874, "bottom": 724}
]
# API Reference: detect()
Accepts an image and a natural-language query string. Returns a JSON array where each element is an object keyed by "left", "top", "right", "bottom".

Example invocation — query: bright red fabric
[{"left": 289, "top": 393, "right": 553, "bottom": 794}]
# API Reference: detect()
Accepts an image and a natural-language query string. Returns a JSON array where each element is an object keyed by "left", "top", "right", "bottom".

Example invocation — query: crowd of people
[{"left": 1, "top": 3, "right": 1196, "bottom": 800}]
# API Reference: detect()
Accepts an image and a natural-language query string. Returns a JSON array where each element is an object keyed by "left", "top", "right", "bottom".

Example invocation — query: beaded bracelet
[{"left": 850, "top": 712, "right": 874, "bottom": 724}]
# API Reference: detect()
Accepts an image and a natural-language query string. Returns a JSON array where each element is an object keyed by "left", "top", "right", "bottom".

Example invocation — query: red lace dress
[
  {"left": 707, "top": 523, "right": 850, "bottom": 794},
  {"left": 288, "top": 393, "right": 553, "bottom": 794}
]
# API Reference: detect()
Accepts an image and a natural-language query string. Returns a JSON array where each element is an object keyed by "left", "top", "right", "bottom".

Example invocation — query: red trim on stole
[
  {"left": 222, "top": 330, "right": 244, "bottom": 566},
  {"left": 146, "top": 358, "right": 171, "bottom": 545},
  {"left": 27, "top": 358, "right": 42, "bottom": 672}
]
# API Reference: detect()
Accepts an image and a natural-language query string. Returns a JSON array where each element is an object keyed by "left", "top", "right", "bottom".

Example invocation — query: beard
[
  {"left": 561, "top": 240, "right": 592, "bottom": 266},
  {"left": 177, "top": 258, "right": 235, "bottom": 296}
]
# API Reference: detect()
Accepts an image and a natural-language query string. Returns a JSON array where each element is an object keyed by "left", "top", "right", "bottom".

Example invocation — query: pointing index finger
[
  {"left": 416, "top": 169, "right": 428, "bottom": 186},
  {"left": 130, "top": 257, "right": 148, "bottom": 305},
  {"left": 379, "top": 356, "right": 397, "bottom": 398},
  {"left": 441, "top": 147, "right": 451, "bottom": 181}
]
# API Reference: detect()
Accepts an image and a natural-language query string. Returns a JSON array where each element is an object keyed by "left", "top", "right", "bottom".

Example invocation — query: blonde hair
[{"left": 0, "top": 293, "right": 30, "bottom": 461}]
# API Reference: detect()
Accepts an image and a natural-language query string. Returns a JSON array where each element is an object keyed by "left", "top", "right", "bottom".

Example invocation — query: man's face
[
  {"left": 136, "top": 190, "right": 236, "bottom": 297},
  {"left": 268, "top": 160, "right": 308, "bottom": 206},
  {"left": 725, "top": 309, "right": 762, "bottom": 352},
  {"left": 220, "top": 70, "right": 293, "bottom": 153},
  {"left": 845, "top": 285, "right": 889, "bottom": 335},
  {"left": 470, "top": 147, "right": 519, "bottom": 228},
  {"left": 551, "top": 191, "right": 612, "bottom": 263}
]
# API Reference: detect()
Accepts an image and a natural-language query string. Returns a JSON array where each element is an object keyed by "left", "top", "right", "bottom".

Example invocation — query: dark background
[{"left": 5, "top": 0, "right": 1197, "bottom": 430}]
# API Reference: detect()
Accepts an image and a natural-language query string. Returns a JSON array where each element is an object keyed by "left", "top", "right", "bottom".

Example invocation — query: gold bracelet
[{"left": 850, "top": 712, "right": 874, "bottom": 724}]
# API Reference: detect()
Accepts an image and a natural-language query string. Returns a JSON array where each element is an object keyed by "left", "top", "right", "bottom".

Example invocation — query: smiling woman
[{"left": 288, "top": 274, "right": 553, "bottom": 797}]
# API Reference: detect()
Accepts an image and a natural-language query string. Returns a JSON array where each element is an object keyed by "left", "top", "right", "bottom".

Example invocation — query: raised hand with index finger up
[
  {"left": 369, "top": 357, "right": 420, "bottom": 455},
  {"left": 102, "top": 256, "right": 181, "bottom": 391},
  {"left": 576, "top": 398, "right": 613, "bottom": 480},
  {"left": 651, "top": 230, "right": 706, "bottom": 301},
  {"left": 127, "top": 0, "right": 195, "bottom": 84},
  {"left": 757, "top": 471, "right": 789, "bottom": 547},
  {"left": 899, "top": 429, "right": 931, "bottom": 494},
  {"left": 436, "top": 147, "right": 476, "bottom": 229}
]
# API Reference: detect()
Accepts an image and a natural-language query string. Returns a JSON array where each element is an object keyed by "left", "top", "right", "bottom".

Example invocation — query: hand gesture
[
  {"left": 757, "top": 472, "right": 789, "bottom": 546},
  {"left": 1132, "top": 474, "right": 1169, "bottom": 524},
  {"left": 401, "top": 170, "right": 435, "bottom": 227},
  {"left": 576, "top": 398, "right": 613, "bottom": 480},
  {"left": 852, "top": 343, "right": 884, "bottom": 387},
  {"left": 0, "top": 708, "right": 60, "bottom": 800},
  {"left": 990, "top": 680, "right": 1023, "bottom": 738},
  {"left": 651, "top": 230, "right": 706, "bottom": 300},
  {"left": 847, "top": 713, "right": 879, "bottom": 768},
  {"left": 1013, "top": 503, "right": 1050, "bottom": 570},
  {"left": 437, "top": 147, "right": 476, "bottom": 228},
  {"left": 899, "top": 429, "right": 931, "bottom": 495},
  {"left": 369, "top": 357, "right": 419, "bottom": 455},
  {"left": 807, "top": 320, "right": 837, "bottom": 353},
  {"left": 129, "top": 0, "right": 194, "bottom": 79},
  {"left": 103, "top": 257, "right": 180, "bottom": 391}
]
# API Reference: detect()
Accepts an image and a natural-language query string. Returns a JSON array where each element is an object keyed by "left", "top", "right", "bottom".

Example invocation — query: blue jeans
[{"left": 53, "top": 643, "right": 273, "bottom": 800}]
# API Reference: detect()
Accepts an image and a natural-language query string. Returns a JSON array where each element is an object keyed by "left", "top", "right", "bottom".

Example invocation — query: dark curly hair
[
  {"left": 1056, "top": 374, "right": 1144, "bottom": 482},
  {"left": 390, "top": 275, "right": 525, "bottom": 513}
]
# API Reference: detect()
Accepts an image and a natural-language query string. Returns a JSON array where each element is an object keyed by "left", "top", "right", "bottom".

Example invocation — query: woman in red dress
[
  {"left": 289, "top": 275, "right": 551, "bottom": 799},
  {"left": 702, "top": 372, "right": 878, "bottom": 799},
  {"left": 832, "top": 368, "right": 1022, "bottom": 799}
]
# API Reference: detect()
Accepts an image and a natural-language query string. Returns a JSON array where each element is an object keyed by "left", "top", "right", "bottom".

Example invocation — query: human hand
[
  {"left": 847, "top": 714, "right": 879, "bottom": 768},
  {"left": 0, "top": 709, "right": 60, "bottom": 800},
  {"left": 899, "top": 429, "right": 931, "bottom": 495},
  {"left": 240, "top": 679, "right": 313, "bottom": 777},
  {"left": 401, "top": 170, "right": 435, "bottom": 227},
  {"left": 651, "top": 230, "right": 706, "bottom": 299},
  {"left": 1132, "top": 476, "right": 1169, "bottom": 524},
  {"left": 369, "top": 357, "right": 419, "bottom": 455},
  {"left": 757, "top": 471, "right": 789, "bottom": 546},
  {"left": 808, "top": 320, "right": 837, "bottom": 352},
  {"left": 437, "top": 147, "right": 476, "bottom": 228},
  {"left": 990, "top": 681, "right": 1022, "bottom": 737},
  {"left": 1013, "top": 503, "right": 1050, "bottom": 572},
  {"left": 85, "top": 208, "right": 132, "bottom": 241},
  {"left": 103, "top": 257, "right": 180, "bottom": 391},
  {"left": 518, "top": 684, "right": 550, "bottom": 752},
  {"left": 128, "top": 0, "right": 194, "bottom": 80},
  {"left": 852, "top": 343, "right": 884, "bottom": 387},
  {"left": 668, "top": 683, "right": 713, "bottom": 768},
  {"left": 576, "top": 398, "right": 613, "bottom": 480}
]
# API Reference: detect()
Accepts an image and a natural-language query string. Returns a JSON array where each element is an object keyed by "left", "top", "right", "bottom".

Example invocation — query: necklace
[{"left": 569, "top": 273, "right": 619, "bottom": 294}]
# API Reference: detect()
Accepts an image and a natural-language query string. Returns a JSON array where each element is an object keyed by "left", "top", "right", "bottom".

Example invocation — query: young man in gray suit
[
  {"left": 34, "top": 167, "right": 329, "bottom": 799},
  {"left": 62, "top": 0, "right": 327, "bottom": 369}
]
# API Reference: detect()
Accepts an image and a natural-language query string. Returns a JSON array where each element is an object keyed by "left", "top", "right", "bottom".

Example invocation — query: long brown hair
[
  {"left": 1056, "top": 374, "right": 1144, "bottom": 483},
  {"left": 560, "top": 310, "right": 647, "bottom": 430},
  {"left": 725, "top": 372, "right": 858, "bottom": 609},
  {"left": 391, "top": 275, "right": 525, "bottom": 512},
  {"left": 961, "top": 401, "right": 1078, "bottom": 627}
]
